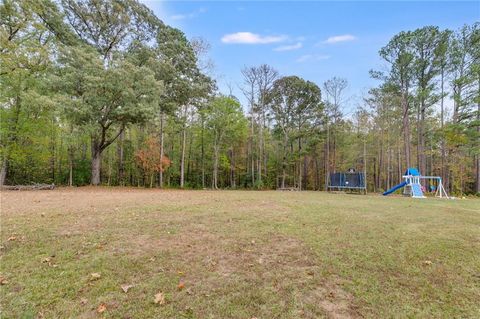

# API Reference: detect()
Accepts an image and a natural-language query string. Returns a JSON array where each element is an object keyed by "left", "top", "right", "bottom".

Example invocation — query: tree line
[{"left": 1, "top": 0, "right": 478, "bottom": 194}]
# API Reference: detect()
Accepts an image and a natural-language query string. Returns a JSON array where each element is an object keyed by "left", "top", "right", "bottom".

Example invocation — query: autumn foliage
[{"left": 135, "top": 136, "right": 171, "bottom": 187}]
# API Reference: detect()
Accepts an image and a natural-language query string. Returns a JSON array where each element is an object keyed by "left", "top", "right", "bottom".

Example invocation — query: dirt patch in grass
[
  {"left": 111, "top": 219, "right": 360, "bottom": 318},
  {"left": 303, "top": 277, "right": 358, "bottom": 319}
]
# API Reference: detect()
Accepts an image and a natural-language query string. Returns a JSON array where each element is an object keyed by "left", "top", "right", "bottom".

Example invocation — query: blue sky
[{"left": 142, "top": 1, "right": 479, "bottom": 114}]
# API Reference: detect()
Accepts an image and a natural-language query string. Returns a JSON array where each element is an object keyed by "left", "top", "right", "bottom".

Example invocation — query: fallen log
[
  {"left": 1, "top": 183, "right": 55, "bottom": 191},
  {"left": 277, "top": 187, "right": 300, "bottom": 191}
]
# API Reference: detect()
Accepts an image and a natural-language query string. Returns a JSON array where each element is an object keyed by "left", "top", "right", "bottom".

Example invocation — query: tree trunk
[
  {"left": 281, "top": 134, "right": 288, "bottom": 189},
  {"left": 50, "top": 118, "right": 56, "bottom": 184},
  {"left": 229, "top": 148, "right": 236, "bottom": 188},
  {"left": 314, "top": 152, "right": 319, "bottom": 191},
  {"left": 397, "top": 144, "right": 402, "bottom": 185},
  {"left": 416, "top": 100, "right": 420, "bottom": 169},
  {"left": 476, "top": 78, "right": 480, "bottom": 193},
  {"left": 117, "top": 130, "right": 125, "bottom": 186},
  {"left": 251, "top": 114, "right": 255, "bottom": 185},
  {"left": 325, "top": 124, "right": 330, "bottom": 191},
  {"left": 168, "top": 137, "right": 174, "bottom": 187},
  {"left": 298, "top": 137, "right": 302, "bottom": 190},
  {"left": 332, "top": 132, "right": 336, "bottom": 173},
  {"left": 0, "top": 158, "right": 8, "bottom": 186},
  {"left": 440, "top": 69, "right": 446, "bottom": 185},
  {"left": 402, "top": 90, "right": 411, "bottom": 168},
  {"left": 386, "top": 148, "right": 391, "bottom": 190},
  {"left": 107, "top": 149, "right": 112, "bottom": 186},
  {"left": 58, "top": 135, "right": 63, "bottom": 185},
  {"left": 419, "top": 100, "right": 426, "bottom": 178},
  {"left": 258, "top": 118, "right": 263, "bottom": 184},
  {"left": 68, "top": 149, "right": 73, "bottom": 187},
  {"left": 201, "top": 115, "right": 205, "bottom": 188},
  {"left": 159, "top": 112, "right": 165, "bottom": 188},
  {"left": 378, "top": 140, "right": 383, "bottom": 190},
  {"left": 213, "top": 144, "right": 219, "bottom": 189},
  {"left": 303, "top": 155, "right": 308, "bottom": 190},
  {"left": 180, "top": 106, "right": 187, "bottom": 188},
  {"left": 91, "top": 146, "right": 102, "bottom": 186},
  {"left": 186, "top": 131, "right": 194, "bottom": 182},
  {"left": 364, "top": 140, "right": 367, "bottom": 194}
]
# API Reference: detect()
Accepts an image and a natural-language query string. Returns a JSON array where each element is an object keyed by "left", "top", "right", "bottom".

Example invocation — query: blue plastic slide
[
  {"left": 383, "top": 181, "right": 407, "bottom": 196},
  {"left": 411, "top": 183, "right": 425, "bottom": 198}
]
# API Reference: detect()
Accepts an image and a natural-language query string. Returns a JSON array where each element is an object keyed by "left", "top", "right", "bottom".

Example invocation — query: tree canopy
[{"left": 0, "top": 1, "right": 478, "bottom": 194}]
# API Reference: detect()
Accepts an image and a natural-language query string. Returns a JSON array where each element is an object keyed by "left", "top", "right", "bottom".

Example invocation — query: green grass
[{"left": 1, "top": 188, "right": 479, "bottom": 318}]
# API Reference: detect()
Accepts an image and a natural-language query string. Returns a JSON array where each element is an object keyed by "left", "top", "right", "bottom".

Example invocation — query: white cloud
[
  {"left": 274, "top": 42, "right": 302, "bottom": 52},
  {"left": 221, "top": 32, "right": 287, "bottom": 44},
  {"left": 296, "top": 54, "right": 330, "bottom": 63},
  {"left": 323, "top": 34, "right": 357, "bottom": 44},
  {"left": 170, "top": 8, "right": 206, "bottom": 21},
  {"left": 170, "top": 14, "right": 188, "bottom": 20}
]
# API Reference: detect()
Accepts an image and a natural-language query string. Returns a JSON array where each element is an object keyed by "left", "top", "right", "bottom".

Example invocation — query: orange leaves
[
  {"left": 177, "top": 280, "right": 185, "bottom": 291},
  {"left": 96, "top": 303, "right": 107, "bottom": 313},
  {"left": 0, "top": 276, "right": 8, "bottom": 285},
  {"left": 135, "top": 136, "right": 171, "bottom": 175}
]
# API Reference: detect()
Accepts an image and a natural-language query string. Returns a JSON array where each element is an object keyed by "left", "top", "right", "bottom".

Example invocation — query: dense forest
[{"left": 1, "top": 0, "right": 479, "bottom": 194}]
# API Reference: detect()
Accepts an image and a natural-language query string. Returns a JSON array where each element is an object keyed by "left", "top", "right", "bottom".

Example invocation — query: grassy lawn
[{"left": 1, "top": 188, "right": 479, "bottom": 318}]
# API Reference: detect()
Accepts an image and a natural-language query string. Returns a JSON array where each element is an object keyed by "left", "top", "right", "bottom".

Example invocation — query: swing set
[{"left": 383, "top": 168, "right": 449, "bottom": 199}]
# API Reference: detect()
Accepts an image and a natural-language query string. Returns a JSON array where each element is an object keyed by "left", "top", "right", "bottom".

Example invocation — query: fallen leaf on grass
[
  {"left": 121, "top": 284, "right": 134, "bottom": 293},
  {"left": 423, "top": 260, "right": 432, "bottom": 266},
  {"left": 90, "top": 273, "right": 101, "bottom": 281},
  {"left": 7, "top": 236, "right": 16, "bottom": 241},
  {"left": 97, "top": 303, "right": 107, "bottom": 313},
  {"left": 0, "top": 276, "right": 8, "bottom": 285},
  {"left": 154, "top": 292, "right": 165, "bottom": 305},
  {"left": 42, "top": 257, "right": 51, "bottom": 263},
  {"left": 177, "top": 281, "right": 185, "bottom": 290}
]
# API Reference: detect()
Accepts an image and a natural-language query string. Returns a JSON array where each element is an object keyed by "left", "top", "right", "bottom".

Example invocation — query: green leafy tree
[
  {"left": 0, "top": 0, "right": 59, "bottom": 185},
  {"left": 155, "top": 26, "right": 214, "bottom": 188},
  {"left": 204, "top": 96, "right": 247, "bottom": 189},
  {"left": 411, "top": 26, "right": 442, "bottom": 178},
  {"left": 266, "top": 76, "right": 323, "bottom": 189},
  {"left": 57, "top": 45, "right": 162, "bottom": 185},
  {"left": 57, "top": 0, "right": 163, "bottom": 185},
  {"left": 377, "top": 31, "right": 415, "bottom": 167},
  {"left": 469, "top": 23, "right": 480, "bottom": 193}
]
